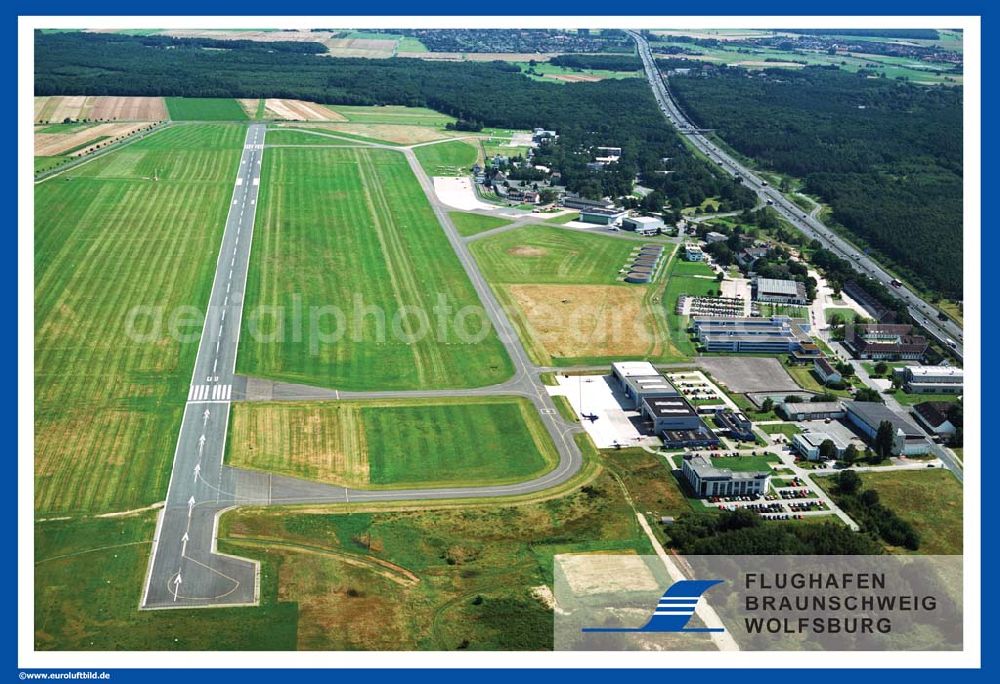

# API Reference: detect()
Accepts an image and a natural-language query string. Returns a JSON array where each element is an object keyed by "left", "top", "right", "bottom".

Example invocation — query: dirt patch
[
  {"left": 507, "top": 246, "right": 548, "bottom": 257},
  {"left": 34, "top": 96, "right": 165, "bottom": 123},
  {"left": 321, "top": 123, "right": 448, "bottom": 144},
  {"left": 400, "top": 52, "right": 558, "bottom": 62},
  {"left": 264, "top": 99, "right": 347, "bottom": 122},
  {"left": 35, "top": 122, "right": 149, "bottom": 156},
  {"left": 507, "top": 284, "right": 662, "bottom": 360},
  {"left": 557, "top": 553, "right": 660, "bottom": 596},
  {"left": 237, "top": 98, "right": 259, "bottom": 117},
  {"left": 543, "top": 73, "right": 604, "bottom": 82},
  {"left": 324, "top": 38, "right": 397, "bottom": 58}
]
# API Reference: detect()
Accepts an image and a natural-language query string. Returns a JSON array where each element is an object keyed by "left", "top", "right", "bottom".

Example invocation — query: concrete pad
[
  {"left": 697, "top": 357, "right": 801, "bottom": 394},
  {"left": 432, "top": 176, "right": 496, "bottom": 211},
  {"left": 547, "top": 374, "right": 658, "bottom": 449}
]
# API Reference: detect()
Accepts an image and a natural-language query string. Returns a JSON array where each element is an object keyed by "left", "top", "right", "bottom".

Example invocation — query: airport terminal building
[{"left": 682, "top": 453, "right": 771, "bottom": 498}]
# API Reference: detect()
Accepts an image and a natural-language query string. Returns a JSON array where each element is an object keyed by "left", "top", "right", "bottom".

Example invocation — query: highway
[
  {"left": 628, "top": 31, "right": 964, "bottom": 360},
  {"left": 140, "top": 124, "right": 267, "bottom": 609}
]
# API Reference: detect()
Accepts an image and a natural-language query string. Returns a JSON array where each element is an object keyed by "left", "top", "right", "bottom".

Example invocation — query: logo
[{"left": 582, "top": 579, "right": 725, "bottom": 633}]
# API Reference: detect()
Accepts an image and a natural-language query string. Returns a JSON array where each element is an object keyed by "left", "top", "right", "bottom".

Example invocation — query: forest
[
  {"left": 35, "top": 31, "right": 753, "bottom": 209},
  {"left": 671, "top": 65, "right": 962, "bottom": 297}
]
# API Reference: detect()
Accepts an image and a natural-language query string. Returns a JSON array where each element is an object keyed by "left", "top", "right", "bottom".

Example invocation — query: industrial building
[
  {"left": 792, "top": 431, "right": 851, "bottom": 461},
  {"left": 813, "top": 357, "right": 843, "bottom": 385},
  {"left": 713, "top": 408, "right": 755, "bottom": 441},
  {"left": 894, "top": 366, "right": 963, "bottom": 394},
  {"left": 640, "top": 395, "right": 720, "bottom": 447},
  {"left": 753, "top": 277, "right": 808, "bottom": 305},
  {"left": 682, "top": 454, "right": 771, "bottom": 498},
  {"left": 692, "top": 316, "right": 811, "bottom": 354},
  {"left": 579, "top": 207, "right": 627, "bottom": 225},
  {"left": 778, "top": 401, "right": 845, "bottom": 421},
  {"left": 844, "top": 401, "right": 931, "bottom": 456},
  {"left": 561, "top": 196, "right": 612, "bottom": 211},
  {"left": 684, "top": 243, "right": 705, "bottom": 261},
  {"left": 610, "top": 362, "right": 677, "bottom": 409},
  {"left": 622, "top": 215, "right": 664, "bottom": 236},
  {"left": 705, "top": 231, "right": 727, "bottom": 244},
  {"left": 912, "top": 401, "right": 959, "bottom": 438},
  {"left": 843, "top": 324, "right": 928, "bottom": 361}
]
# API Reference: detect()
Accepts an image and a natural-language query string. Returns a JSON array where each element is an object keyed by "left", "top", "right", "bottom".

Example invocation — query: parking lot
[
  {"left": 697, "top": 357, "right": 801, "bottom": 393},
  {"left": 666, "top": 370, "right": 733, "bottom": 408}
]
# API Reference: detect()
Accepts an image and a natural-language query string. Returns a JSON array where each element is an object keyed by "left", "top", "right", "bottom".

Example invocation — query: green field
[
  {"left": 825, "top": 307, "right": 859, "bottom": 323},
  {"left": 516, "top": 61, "right": 643, "bottom": 83},
  {"left": 545, "top": 212, "right": 580, "bottom": 224},
  {"left": 470, "top": 225, "right": 636, "bottom": 285},
  {"left": 891, "top": 391, "right": 962, "bottom": 406},
  {"left": 228, "top": 397, "right": 558, "bottom": 488},
  {"left": 663, "top": 255, "right": 719, "bottom": 357},
  {"left": 165, "top": 97, "right": 249, "bottom": 121},
  {"left": 264, "top": 129, "right": 364, "bottom": 146},
  {"left": 709, "top": 455, "right": 778, "bottom": 472},
  {"left": 414, "top": 139, "right": 481, "bottom": 176},
  {"left": 449, "top": 211, "right": 511, "bottom": 237},
  {"left": 815, "top": 469, "right": 962, "bottom": 554},
  {"left": 34, "top": 155, "right": 70, "bottom": 173},
  {"left": 759, "top": 423, "right": 802, "bottom": 438},
  {"left": 237, "top": 146, "right": 512, "bottom": 390},
  {"left": 325, "top": 104, "right": 455, "bottom": 127},
  {"left": 35, "top": 124, "right": 243, "bottom": 515},
  {"left": 36, "top": 449, "right": 682, "bottom": 651}
]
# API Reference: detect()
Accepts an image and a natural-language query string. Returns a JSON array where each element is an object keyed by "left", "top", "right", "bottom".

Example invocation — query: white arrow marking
[
  {"left": 172, "top": 573, "right": 182, "bottom": 602},
  {"left": 188, "top": 496, "right": 196, "bottom": 518},
  {"left": 203, "top": 408, "right": 210, "bottom": 424},
  {"left": 181, "top": 532, "right": 189, "bottom": 557},
  {"left": 193, "top": 462, "right": 201, "bottom": 482}
]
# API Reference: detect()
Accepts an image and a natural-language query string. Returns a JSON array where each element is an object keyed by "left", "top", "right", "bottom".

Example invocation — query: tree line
[
  {"left": 35, "top": 31, "right": 752, "bottom": 209},
  {"left": 670, "top": 65, "right": 962, "bottom": 298}
]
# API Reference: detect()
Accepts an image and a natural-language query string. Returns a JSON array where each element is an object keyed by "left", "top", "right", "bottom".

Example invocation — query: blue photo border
[{"left": 10, "top": 0, "right": 992, "bottom": 680}]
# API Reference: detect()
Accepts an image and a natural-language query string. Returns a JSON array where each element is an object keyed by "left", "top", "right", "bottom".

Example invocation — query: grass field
[
  {"left": 325, "top": 105, "right": 455, "bottom": 127},
  {"left": 663, "top": 255, "right": 719, "bottom": 357},
  {"left": 35, "top": 455, "right": 671, "bottom": 650},
  {"left": 228, "top": 397, "right": 558, "bottom": 488},
  {"left": 449, "top": 211, "right": 511, "bottom": 237},
  {"left": 759, "top": 423, "right": 802, "bottom": 438},
  {"left": 516, "top": 62, "right": 643, "bottom": 83},
  {"left": 35, "top": 124, "right": 244, "bottom": 515},
  {"left": 890, "top": 391, "right": 962, "bottom": 406},
  {"left": 165, "top": 97, "right": 249, "bottom": 121},
  {"left": 824, "top": 307, "right": 859, "bottom": 323},
  {"left": 264, "top": 129, "right": 363, "bottom": 146},
  {"left": 237, "top": 146, "right": 512, "bottom": 390},
  {"left": 34, "top": 155, "right": 70, "bottom": 173},
  {"left": 470, "top": 226, "right": 636, "bottom": 285},
  {"left": 816, "top": 469, "right": 962, "bottom": 554},
  {"left": 785, "top": 364, "right": 852, "bottom": 397},
  {"left": 414, "top": 140, "right": 481, "bottom": 176}
]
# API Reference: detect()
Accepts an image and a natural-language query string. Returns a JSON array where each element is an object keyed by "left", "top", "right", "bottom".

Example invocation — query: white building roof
[
  {"left": 612, "top": 361, "right": 658, "bottom": 378},
  {"left": 626, "top": 215, "right": 663, "bottom": 226},
  {"left": 756, "top": 278, "right": 801, "bottom": 296},
  {"left": 906, "top": 366, "right": 964, "bottom": 379}
]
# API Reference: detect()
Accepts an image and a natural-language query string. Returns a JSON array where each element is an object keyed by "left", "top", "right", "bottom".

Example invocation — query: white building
[
  {"left": 622, "top": 215, "right": 664, "bottom": 236},
  {"left": 682, "top": 453, "right": 770, "bottom": 498},
  {"left": 896, "top": 366, "right": 964, "bottom": 394},
  {"left": 792, "top": 431, "right": 850, "bottom": 461},
  {"left": 610, "top": 361, "right": 677, "bottom": 409},
  {"left": 753, "top": 277, "right": 808, "bottom": 305},
  {"left": 684, "top": 244, "right": 704, "bottom": 261}
]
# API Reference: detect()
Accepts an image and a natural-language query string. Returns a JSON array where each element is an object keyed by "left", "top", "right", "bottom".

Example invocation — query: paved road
[
  {"left": 140, "top": 124, "right": 267, "bottom": 609},
  {"left": 629, "top": 31, "right": 964, "bottom": 360}
]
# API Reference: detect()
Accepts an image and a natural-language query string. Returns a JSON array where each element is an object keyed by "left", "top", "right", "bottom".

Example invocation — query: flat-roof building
[
  {"left": 705, "top": 231, "right": 727, "bottom": 244},
  {"left": 622, "top": 215, "right": 664, "bottom": 236},
  {"left": 579, "top": 207, "right": 627, "bottom": 225},
  {"left": 561, "top": 196, "right": 612, "bottom": 211},
  {"left": 778, "top": 401, "right": 845, "bottom": 421},
  {"left": 753, "top": 277, "right": 808, "bottom": 305},
  {"left": 682, "top": 454, "right": 770, "bottom": 498},
  {"left": 610, "top": 362, "right": 677, "bottom": 409},
  {"left": 692, "top": 316, "right": 811, "bottom": 354},
  {"left": 844, "top": 401, "right": 931, "bottom": 456},
  {"left": 684, "top": 243, "right": 704, "bottom": 261},
  {"left": 640, "top": 395, "right": 720, "bottom": 447},
  {"left": 713, "top": 408, "right": 755, "bottom": 442},
  {"left": 895, "top": 366, "right": 963, "bottom": 394},
  {"left": 792, "top": 431, "right": 850, "bottom": 461},
  {"left": 844, "top": 324, "right": 928, "bottom": 361}
]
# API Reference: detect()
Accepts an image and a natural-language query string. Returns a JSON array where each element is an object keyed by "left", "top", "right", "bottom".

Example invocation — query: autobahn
[{"left": 628, "top": 31, "right": 964, "bottom": 360}]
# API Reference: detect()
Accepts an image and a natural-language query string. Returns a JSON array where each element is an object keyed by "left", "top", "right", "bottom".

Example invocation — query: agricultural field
[
  {"left": 164, "top": 97, "right": 249, "bottom": 121},
  {"left": 34, "top": 124, "right": 244, "bottom": 515},
  {"left": 449, "top": 211, "right": 511, "bottom": 237},
  {"left": 34, "top": 122, "right": 152, "bottom": 157},
  {"left": 263, "top": 99, "right": 347, "bottom": 122},
  {"left": 34, "top": 95, "right": 168, "bottom": 123},
  {"left": 35, "top": 448, "right": 679, "bottom": 651},
  {"left": 470, "top": 227, "right": 679, "bottom": 365},
  {"left": 237, "top": 146, "right": 513, "bottom": 391},
  {"left": 325, "top": 104, "right": 455, "bottom": 127},
  {"left": 414, "top": 139, "right": 481, "bottom": 176},
  {"left": 228, "top": 397, "right": 558, "bottom": 489}
]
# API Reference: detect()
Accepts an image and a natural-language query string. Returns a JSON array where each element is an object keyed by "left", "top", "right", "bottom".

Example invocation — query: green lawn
[
  {"left": 449, "top": 211, "right": 511, "bottom": 237},
  {"left": 709, "top": 455, "right": 778, "bottom": 472},
  {"left": 890, "top": 391, "right": 962, "bottom": 406},
  {"left": 414, "top": 139, "right": 480, "bottom": 176},
  {"left": 824, "top": 307, "right": 858, "bottom": 323},
  {"left": 264, "top": 129, "right": 363, "bottom": 146},
  {"left": 165, "top": 97, "right": 249, "bottom": 121},
  {"left": 759, "top": 423, "right": 802, "bottom": 438},
  {"left": 785, "top": 364, "right": 852, "bottom": 396},
  {"left": 237, "top": 146, "right": 512, "bottom": 390},
  {"left": 34, "top": 124, "right": 244, "bottom": 515},
  {"left": 228, "top": 397, "right": 557, "bottom": 489},
  {"left": 545, "top": 212, "right": 580, "bottom": 224},
  {"left": 364, "top": 399, "right": 556, "bottom": 487},
  {"left": 34, "top": 155, "right": 71, "bottom": 173},
  {"left": 470, "top": 225, "right": 636, "bottom": 285},
  {"left": 325, "top": 104, "right": 455, "bottom": 127},
  {"left": 663, "top": 254, "right": 719, "bottom": 357}
]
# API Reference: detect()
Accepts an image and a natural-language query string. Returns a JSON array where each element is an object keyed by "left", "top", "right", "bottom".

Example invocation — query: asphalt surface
[
  {"left": 629, "top": 31, "right": 964, "bottom": 360},
  {"left": 141, "top": 126, "right": 588, "bottom": 609},
  {"left": 140, "top": 124, "right": 267, "bottom": 609}
]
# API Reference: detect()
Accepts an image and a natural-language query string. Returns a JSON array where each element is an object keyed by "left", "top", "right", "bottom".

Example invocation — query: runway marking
[
  {"left": 189, "top": 384, "right": 234, "bottom": 402},
  {"left": 236, "top": 177, "right": 243, "bottom": 186},
  {"left": 253, "top": 177, "right": 260, "bottom": 186}
]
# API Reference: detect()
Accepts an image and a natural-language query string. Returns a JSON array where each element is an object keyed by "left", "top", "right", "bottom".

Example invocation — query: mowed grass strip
[
  {"left": 470, "top": 225, "right": 637, "bottom": 285},
  {"left": 34, "top": 124, "right": 244, "bottom": 514},
  {"left": 413, "top": 139, "right": 480, "bottom": 176},
  {"left": 448, "top": 211, "right": 511, "bottom": 237},
  {"left": 227, "top": 398, "right": 557, "bottom": 489},
  {"left": 165, "top": 97, "right": 248, "bottom": 121},
  {"left": 238, "top": 146, "right": 512, "bottom": 390}
]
